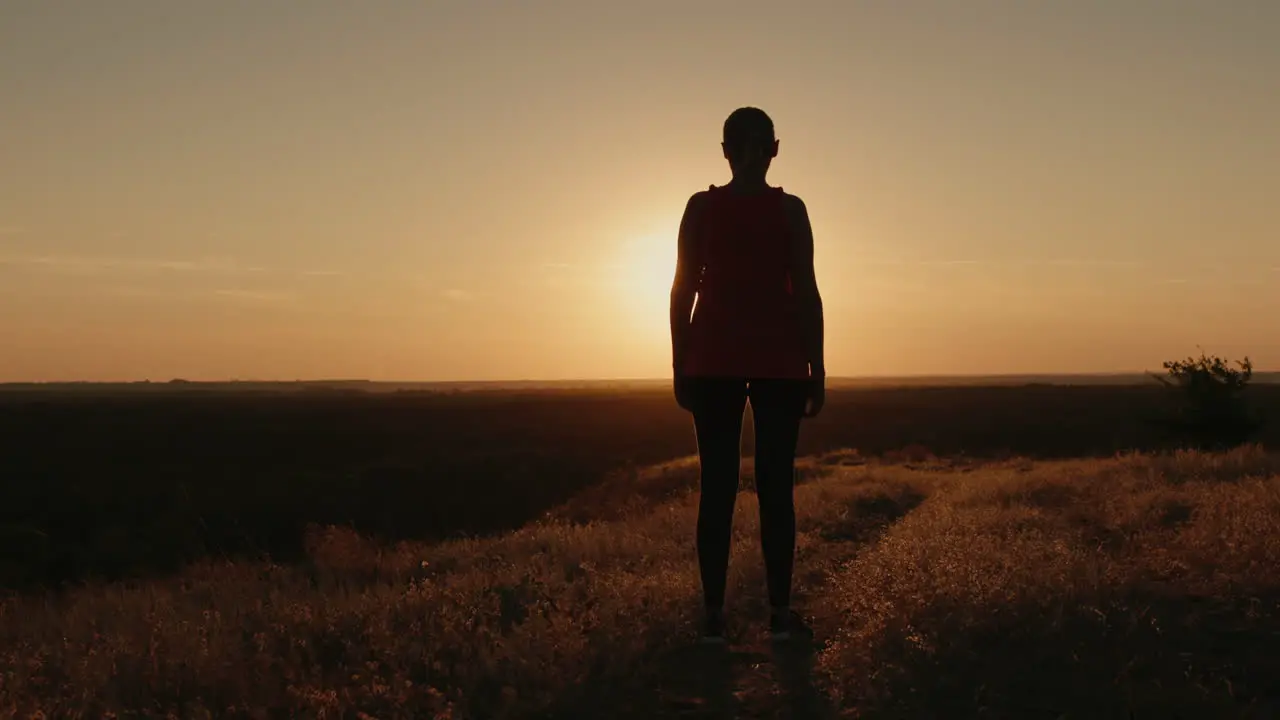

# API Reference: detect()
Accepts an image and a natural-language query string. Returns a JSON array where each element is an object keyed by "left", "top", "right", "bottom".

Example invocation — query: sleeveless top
[{"left": 681, "top": 184, "right": 811, "bottom": 380}]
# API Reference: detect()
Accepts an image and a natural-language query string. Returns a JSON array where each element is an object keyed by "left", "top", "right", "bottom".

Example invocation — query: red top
[{"left": 681, "top": 184, "right": 811, "bottom": 380}]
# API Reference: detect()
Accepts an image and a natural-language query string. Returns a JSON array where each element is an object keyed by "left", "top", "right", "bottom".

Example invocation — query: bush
[{"left": 1151, "top": 352, "right": 1263, "bottom": 450}]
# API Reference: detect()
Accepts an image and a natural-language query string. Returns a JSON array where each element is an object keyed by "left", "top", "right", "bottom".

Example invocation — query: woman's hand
[
  {"left": 804, "top": 375, "right": 825, "bottom": 418},
  {"left": 674, "top": 373, "right": 695, "bottom": 412}
]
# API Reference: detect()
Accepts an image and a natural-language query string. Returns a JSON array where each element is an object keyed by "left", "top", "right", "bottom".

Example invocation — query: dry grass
[
  {"left": 544, "top": 451, "right": 852, "bottom": 525},
  {"left": 818, "top": 445, "right": 1280, "bottom": 718},
  {"left": 2, "top": 447, "right": 1279, "bottom": 718}
]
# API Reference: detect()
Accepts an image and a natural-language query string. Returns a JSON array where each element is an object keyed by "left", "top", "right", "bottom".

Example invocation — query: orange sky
[{"left": 2, "top": 2, "right": 1278, "bottom": 382}]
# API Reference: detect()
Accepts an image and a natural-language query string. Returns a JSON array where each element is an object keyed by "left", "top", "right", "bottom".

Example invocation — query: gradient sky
[{"left": 2, "top": 1, "right": 1277, "bottom": 381}]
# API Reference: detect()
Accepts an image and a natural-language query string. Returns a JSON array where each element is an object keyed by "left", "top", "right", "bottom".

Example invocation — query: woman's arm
[
  {"left": 670, "top": 191, "right": 706, "bottom": 373},
  {"left": 784, "top": 194, "right": 825, "bottom": 380}
]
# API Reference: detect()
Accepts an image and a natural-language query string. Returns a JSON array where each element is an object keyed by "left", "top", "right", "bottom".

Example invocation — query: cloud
[
  {"left": 0, "top": 254, "right": 343, "bottom": 278},
  {"left": 212, "top": 288, "right": 296, "bottom": 305},
  {"left": 857, "top": 258, "right": 982, "bottom": 268},
  {"left": 0, "top": 227, "right": 24, "bottom": 237},
  {"left": 441, "top": 288, "right": 472, "bottom": 302},
  {"left": 0, "top": 255, "right": 259, "bottom": 276},
  {"left": 857, "top": 257, "right": 1148, "bottom": 269},
  {"left": 1067, "top": 259, "right": 1141, "bottom": 266},
  {"left": 101, "top": 286, "right": 165, "bottom": 298}
]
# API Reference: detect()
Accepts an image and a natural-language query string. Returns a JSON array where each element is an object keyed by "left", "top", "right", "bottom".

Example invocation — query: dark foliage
[
  {"left": 2, "top": 383, "right": 1279, "bottom": 590},
  {"left": 1150, "top": 353, "right": 1264, "bottom": 450}
]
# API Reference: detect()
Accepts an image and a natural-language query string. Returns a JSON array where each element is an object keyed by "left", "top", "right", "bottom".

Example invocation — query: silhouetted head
[{"left": 722, "top": 107, "right": 778, "bottom": 180}]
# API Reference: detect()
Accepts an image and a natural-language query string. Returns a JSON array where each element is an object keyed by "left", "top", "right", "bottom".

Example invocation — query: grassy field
[
  {"left": 2, "top": 384, "right": 1279, "bottom": 717},
  {"left": 3, "top": 446, "right": 1280, "bottom": 717}
]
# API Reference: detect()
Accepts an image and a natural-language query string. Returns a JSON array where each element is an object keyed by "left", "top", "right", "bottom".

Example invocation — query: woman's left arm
[{"left": 784, "top": 194, "right": 825, "bottom": 381}]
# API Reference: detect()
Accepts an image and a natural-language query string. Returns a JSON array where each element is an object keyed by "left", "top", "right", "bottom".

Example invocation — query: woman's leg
[
  {"left": 689, "top": 377, "right": 748, "bottom": 612},
  {"left": 747, "top": 379, "right": 809, "bottom": 611}
]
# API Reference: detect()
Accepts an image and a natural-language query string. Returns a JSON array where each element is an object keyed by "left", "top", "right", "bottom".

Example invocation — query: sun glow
[{"left": 614, "top": 233, "right": 677, "bottom": 341}]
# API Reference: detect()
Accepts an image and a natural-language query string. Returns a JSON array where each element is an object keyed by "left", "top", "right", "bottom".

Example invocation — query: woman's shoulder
[
  {"left": 685, "top": 186, "right": 713, "bottom": 210},
  {"left": 685, "top": 184, "right": 724, "bottom": 214},
  {"left": 778, "top": 189, "right": 808, "bottom": 214}
]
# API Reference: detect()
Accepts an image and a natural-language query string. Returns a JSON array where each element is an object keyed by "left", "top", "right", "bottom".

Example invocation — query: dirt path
[
  {"left": 636, "top": 558, "right": 847, "bottom": 720},
  {"left": 623, "top": 466, "right": 927, "bottom": 719}
]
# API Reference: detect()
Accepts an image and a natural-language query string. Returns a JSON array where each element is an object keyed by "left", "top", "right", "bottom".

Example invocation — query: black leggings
[{"left": 686, "top": 377, "right": 809, "bottom": 611}]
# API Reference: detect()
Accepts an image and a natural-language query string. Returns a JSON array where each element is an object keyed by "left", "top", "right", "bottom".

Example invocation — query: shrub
[{"left": 1150, "top": 352, "right": 1262, "bottom": 450}]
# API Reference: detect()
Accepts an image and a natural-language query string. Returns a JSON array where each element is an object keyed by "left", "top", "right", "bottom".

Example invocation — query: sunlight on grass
[
  {"left": 2, "top": 447, "right": 1278, "bottom": 717},
  {"left": 817, "top": 445, "right": 1280, "bottom": 717}
]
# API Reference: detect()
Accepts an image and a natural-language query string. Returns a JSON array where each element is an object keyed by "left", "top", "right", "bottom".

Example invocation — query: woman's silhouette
[{"left": 670, "top": 107, "right": 826, "bottom": 644}]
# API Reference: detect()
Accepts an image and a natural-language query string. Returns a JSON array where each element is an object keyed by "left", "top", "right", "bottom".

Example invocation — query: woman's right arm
[{"left": 670, "top": 191, "right": 706, "bottom": 375}]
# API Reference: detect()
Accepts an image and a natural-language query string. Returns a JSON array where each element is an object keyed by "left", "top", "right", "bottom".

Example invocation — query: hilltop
[{"left": 4, "top": 447, "right": 1279, "bottom": 718}]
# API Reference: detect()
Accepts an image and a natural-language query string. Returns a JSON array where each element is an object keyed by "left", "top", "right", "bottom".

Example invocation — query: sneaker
[
  {"left": 699, "top": 609, "right": 727, "bottom": 645},
  {"left": 769, "top": 608, "right": 813, "bottom": 642}
]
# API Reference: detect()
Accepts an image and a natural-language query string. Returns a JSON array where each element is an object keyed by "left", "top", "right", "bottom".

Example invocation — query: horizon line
[{"left": 3, "top": 369, "right": 1277, "bottom": 387}]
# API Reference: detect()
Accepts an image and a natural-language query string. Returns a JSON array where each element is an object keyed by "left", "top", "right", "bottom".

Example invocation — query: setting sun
[{"left": 614, "top": 233, "right": 677, "bottom": 342}]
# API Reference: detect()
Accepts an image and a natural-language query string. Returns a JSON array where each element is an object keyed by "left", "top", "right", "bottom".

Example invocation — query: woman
[{"left": 669, "top": 107, "right": 826, "bottom": 644}]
